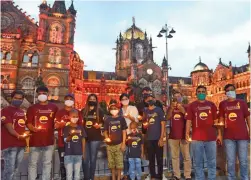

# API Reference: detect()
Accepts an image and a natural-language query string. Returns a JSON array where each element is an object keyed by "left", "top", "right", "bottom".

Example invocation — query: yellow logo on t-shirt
[
  {"left": 132, "top": 141, "right": 138, "bottom": 148},
  {"left": 149, "top": 118, "right": 155, "bottom": 124},
  {"left": 86, "top": 121, "right": 93, "bottom": 128},
  {"left": 18, "top": 119, "right": 25, "bottom": 127},
  {"left": 199, "top": 112, "right": 208, "bottom": 120},
  {"left": 66, "top": 122, "right": 70, "bottom": 126},
  {"left": 39, "top": 116, "right": 48, "bottom": 124},
  {"left": 111, "top": 125, "right": 117, "bottom": 132},
  {"left": 173, "top": 114, "right": 181, "bottom": 120},
  {"left": 72, "top": 135, "right": 79, "bottom": 142},
  {"left": 228, "top": 113, "right": 237, "bottom": 121}
]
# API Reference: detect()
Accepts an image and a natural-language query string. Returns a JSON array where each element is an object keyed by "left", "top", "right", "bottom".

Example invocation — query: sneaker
[{"left": 185, "top": 178, "right": 192, "bottom": 180}]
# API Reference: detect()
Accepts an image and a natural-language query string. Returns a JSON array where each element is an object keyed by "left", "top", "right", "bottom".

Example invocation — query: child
[
  {"left": 142, "top": 94, "right": 166, "bottom": 180},
  {"left": 104, "top": 99, "right": 127, "bottom": 180},
  {"left": 63, "top": 109, "right": 87, "bottom": 180},
  {"left": 127, "top": 121, "right": 144, "bottom": 180}
]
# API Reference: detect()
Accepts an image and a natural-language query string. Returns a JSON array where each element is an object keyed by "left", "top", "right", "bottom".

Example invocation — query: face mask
[
  {"left": 226, "top": 91, "right": 236, "bottom": 99},
  {"left": 88, "top": 101, "right": 97, "bottom": 106},
  {"left": 38, "top": 94, "right": 48, "bottom": 102},
  {"left": 110, "top": 110, "right": 119, "bottom": 116},
  {"left": 177, "top": 97, "right": 183, "bottom": 103},
  {"left": 11, "top": 100, "right": 23, "bottom": 107},
  {"left": 121, "top": 100, "right": 129, "bottom": 106},
  {"left": 197, "top": 93, "right": 206, "bottom": 101},
  {"left": 70, "top": 118, "right": 78, "bottom": 124},
  {"left": 147, "top": 100, "right": 155, "bottom": 106},
  {"left": 65, "top": 100, "right": 74, "bottom": 107}
]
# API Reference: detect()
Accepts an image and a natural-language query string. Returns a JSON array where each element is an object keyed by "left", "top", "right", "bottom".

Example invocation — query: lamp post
[{"left": 157, "top": 24, "right": 175, "bottom": 105}]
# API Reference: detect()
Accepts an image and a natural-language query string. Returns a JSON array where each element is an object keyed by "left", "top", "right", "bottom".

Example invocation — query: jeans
[
  {"left": 58, "top": 147, "right": 66, "bottom": 180},
  {"left": 82, "top": 141, "right": 101, "bottom": 180},
  {"left": 224, "top": 139, "right": 249, "bottom": 180},
  {"left": 128, "top": 158, "right": 142, "bottom": 180},
  {"left": 2, "top": 147, "right": 25, "bottom": 180},
  {"left": 65, "top": 155, "right": 82, "bottom": 180},
  {"left": 123, "top": 147, "right": 129, "bottom": 176},
  {"left": 191, "top": 141, "right": 216, "bottom": 180},
  {"left": 28, "top": 145, "right": 54, "bottom": 180},
  {"left": 147, "top": 140, "right": 163, "bottom": 179}
]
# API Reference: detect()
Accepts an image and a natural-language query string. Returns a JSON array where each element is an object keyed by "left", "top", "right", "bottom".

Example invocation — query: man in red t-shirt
[
  {"left": 26, "top": 86, "right": 58, "bottom": 180},
  {"left": 185, "top": 85, "right": 222, "bottom": 180},
  {"left": 55, "top": 93, "right": 83, "bottom": 180},
  {"left": 1, "top": 90, "right": 30, "bottom": 180},
  {"left": 219, "top": 84, "right": 250, "bottom": 179},
  {"left": 167, "top": 91, "right": 191, "bottom": 180}
]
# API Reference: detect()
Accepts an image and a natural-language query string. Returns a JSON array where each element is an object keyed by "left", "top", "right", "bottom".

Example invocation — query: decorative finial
[
  {"left": 199, "top": 56, "right": 201, "bottom": 62},
  {"left": 229, "top": 61, "right": 232, "bottom": 66},
  {"left": 219, "top": 57, "right": 222, "bottom": 63},
  {"left": 132, "top": 16, "right": 135, "bottom": 25},
  {"left": 42, "top": 0, "right": 46, "bottom": 4}
]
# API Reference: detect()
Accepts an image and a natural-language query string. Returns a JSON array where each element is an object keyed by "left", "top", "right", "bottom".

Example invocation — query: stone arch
[{"left": 49, "top": 21, "right": 65, "bottom": 44}]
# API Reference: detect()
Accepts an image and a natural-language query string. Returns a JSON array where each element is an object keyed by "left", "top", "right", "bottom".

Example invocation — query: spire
[
  {"left": 247, "top": 42, "right": 250, "bottom": 54},
  {"left": 51, "top": 0, "right": 66, "bottom": 14},
  {"left": 119, "top": 32, "right": 123, "bottom": 41},
  {"left": 162, "top": 56, "right": 167, "bottom": 67},
  {"left": 39, "top": 0, "right": 48, "bottom": 10},
  {"left": 219, "top": 57, "right": 222, "bottom": 64},
  {"left": 68, "top": 0, "right": 76, "bottom": 15},
  {"left": 132, "top": 16, "right": 135, "bottom": 26},
  {"left": 144, "top": 30, "right": 147, "bottom": 37},
  {"left": 199, "top": 56, "right": 201, "bottom": 63},
  {"left": 116, "top": 37, "right": 119, "bottom": 44}
]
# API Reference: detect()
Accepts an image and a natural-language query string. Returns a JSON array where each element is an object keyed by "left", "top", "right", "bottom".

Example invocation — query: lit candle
[
  {"left": 94, "top": 123, "right": 98, "bottom": 126},
  {"left": 138, "top": 115, "right": 142, "bottom": 120},
  {"left": 71, "top": 130, "right": 75, "bottom": 134},
  {"left": 219, "top": 122, "right": 224, "bottom": 126},
  {"left": 188, "top": 138, "right": 192, "bottom": 142},
  {"left": 61, "top": 120, "right": 64, "bottom": 123},
  {"left": 124, "top": 113, "right": 128, "bottom": 116},
  {"left": 38, "top": 126, "right": 42, "bottom": 129},
  {"left": 143, "top": 122, "right": 148, "bottom": 126},
  {"left": 22, "top": 133, "right": 27, "bottom": 137},
  {"left": 105, "top": 138, "right": 111, "bottom": 142}
]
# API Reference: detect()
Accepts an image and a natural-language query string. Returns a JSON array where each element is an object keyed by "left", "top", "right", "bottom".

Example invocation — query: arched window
[
  {"left": 48, "top": 47, "right": 61, "bottom": 64},
  {"left": 23, "top": 51, "right": 29, "bottom": 63},
  {"left": 6, "top": 52, "right": 11, "bottom": 60},
  {"left": 22, "top": 78, "right": 34, "bottom": 89},
  {"left": 136, "top": 43, "right": 143, "bottom": 63},
  {"left": 32, "top": 52, "right": 39, "bottom": 64},
  {"left": 47, "top": 76, "right": 60, "bottom": 100},
  {"left": 0, "top": 51, "right": 4, "bottom": 59},
  {"left": 49, "top": 23, "right": 63, "bottom": 44}
]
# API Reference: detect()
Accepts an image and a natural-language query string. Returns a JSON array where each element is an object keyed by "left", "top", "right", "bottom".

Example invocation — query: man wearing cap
[
  {"left": 55, "top": 93, "right": 83, "bottom": 180},
  {"left": 27, "top": 86, "right": 58, "bottom": 180}
]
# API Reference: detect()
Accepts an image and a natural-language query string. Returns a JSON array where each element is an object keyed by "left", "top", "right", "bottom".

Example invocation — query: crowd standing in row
[{"left": 1, "top": 84, "right": 250, "bottom": 180}]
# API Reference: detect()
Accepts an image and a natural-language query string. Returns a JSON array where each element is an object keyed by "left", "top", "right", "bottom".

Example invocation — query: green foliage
[
  {"left": 182, "top": 96, "right": 189, "bottom": 104},
  {"left": 35, "top": 76, "right": 45, "bottom": 87},
  {"left": 99, "top": 100, "right": 108, "bottom": 115}
]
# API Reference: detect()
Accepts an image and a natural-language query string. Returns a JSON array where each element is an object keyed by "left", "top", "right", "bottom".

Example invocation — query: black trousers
[
  {"left": 147, "top": 140, "right": 163, "bottom": 179},
  {"left": 58, "top": 147, "right": 66, "bottom": 180}
]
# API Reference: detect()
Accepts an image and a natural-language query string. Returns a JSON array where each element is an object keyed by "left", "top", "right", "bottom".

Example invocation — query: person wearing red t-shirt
[
  {"left": 167, "top": 91, "right": 191, "bottom": 180},
  {"left": 26, "top": 86, "right": 58, "bottom": 180},
  {"left": 1, "top": 90, "right": 31, "bottom": 180},
  {"left": 55, "top": 93, "right": 83, "bottom": 180},
  {"left": 219, "top": 84, "right": 250, "bottom": 180},
  {"left": 185, "top": 85, "right": 222, "bottom": 180}
]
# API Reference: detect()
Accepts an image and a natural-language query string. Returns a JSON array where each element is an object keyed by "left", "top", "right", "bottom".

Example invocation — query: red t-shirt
[
  {"left": 27, "top": 103, "right": 58, "bottom": 147},
  {"left": 219, "top": 99, "right": 250, "bottom": 140},
  {"left": 187, "top": 100, "right": 217, "bottom": 141},
  {"left": 55, "top": 108, "right": 83, "bottom": 148},
  {"left": 1, "top": 106, "right": 26, "bottom": 150},
  {"left": 168, "top": 106, "right": 187, "bottom": 139}
]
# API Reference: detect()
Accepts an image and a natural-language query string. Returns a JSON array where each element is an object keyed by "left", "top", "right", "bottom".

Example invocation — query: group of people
[{"left": 1, "top": 84, "right": 250, "bottom": 180}]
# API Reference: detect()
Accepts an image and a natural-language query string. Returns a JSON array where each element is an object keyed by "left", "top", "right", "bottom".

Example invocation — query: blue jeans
[
  {"left": 82, "top": 141, "right": 101, "bottom": 180},
  {"left": 28, "top": 145, "right": 54, "bottom": 180},
  {"left": 224, "top": 139, "right": 249, "bottom": 180},
  {"left": 191, "top": 141, "right": 216, "bottom": 180},
  {"left": 65, "top": 155, "right": 82, "bottom": 180},
  {"left": 128, "top": 158, "right": 142, "bottom": 180},
  {"left": 2, "top": 147, "right": 25, "bottom": 180}
]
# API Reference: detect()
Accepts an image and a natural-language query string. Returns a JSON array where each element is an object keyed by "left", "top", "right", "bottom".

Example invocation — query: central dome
[
  {"left": 193, "top": 57, "right": 209, "bottom": 72},
  {"left": 123, "top": 24, "right": 145, "bottom": 40}
]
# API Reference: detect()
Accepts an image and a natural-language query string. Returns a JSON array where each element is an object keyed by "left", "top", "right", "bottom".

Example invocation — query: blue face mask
[
  {"left": 197, "top": 93, "right": 206, "bottom": 100},
  {"left": 177, "top": 97, "right": 183, "bottom": 103},
  {"left": 11, "top": 100, "right": 23, "bottom": 107},
  {"left": 226, "top": 91, "right": 236, "bottom": 99}
]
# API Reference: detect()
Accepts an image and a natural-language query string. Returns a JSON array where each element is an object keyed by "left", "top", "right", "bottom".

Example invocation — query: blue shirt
[{"left": 63, "top": 125, "right": 87, "bottom": 156}]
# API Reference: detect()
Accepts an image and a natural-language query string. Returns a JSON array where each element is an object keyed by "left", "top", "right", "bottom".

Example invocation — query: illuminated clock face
[
  {"left": 147, "top": 68, "right": 153, "bottom": 75},
  {"left": 1, "top": 15, "right": 12, "bottom": 30}
]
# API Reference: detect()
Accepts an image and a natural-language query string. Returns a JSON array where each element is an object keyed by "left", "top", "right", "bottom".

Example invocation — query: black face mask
[
  {"left": 147, "top": 100, "right": 155, "bottom": 106},
  {"left": 88, "top": 101, "right": 97, "bottom": 106}
]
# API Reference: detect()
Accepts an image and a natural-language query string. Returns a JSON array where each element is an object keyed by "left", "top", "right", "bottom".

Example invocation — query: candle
[
  {"left": 61, "top": 120, "right": 64, "bottom": 123},
  {"left": 38, "top": 126, "right": 42, "bottom": 129},
  {"left": 143, "top": 122, "right": 148, "bottom": 126},
  {"left": 188, "top": 138, "right": 192, "bottom": 142},
  {"left": 218, "top": 122, "right": 224, "bottom": 126},
  {"left": 105, "top": 138, "right": 111, "bottom": 142},
  {"left": 124, "top": 113, "right": 128, "bottom": 116},
  {"left": 94, "top": 123, "right": 98, "bottom": 126},
  {"left": 22, "top": 133, "right": 27, "bottom": 137},
  {"left": 138, "top": 115, "right": 142, "bottom": 120},
  {"left": 71, "top": 130, "right": 75, "bottom": 134}
]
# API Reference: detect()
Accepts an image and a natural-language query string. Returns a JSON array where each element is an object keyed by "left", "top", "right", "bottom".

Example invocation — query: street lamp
[{"left": 157, "top": 24, "right": 175, "bottom": 105}]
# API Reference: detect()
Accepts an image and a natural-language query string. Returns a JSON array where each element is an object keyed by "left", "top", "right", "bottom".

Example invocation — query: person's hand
[
  {"left": 216, "top": 135, "right": 223, "bottom": 146},
  {"left": 137, "top": 115, "right": 143, "bottom": 121},
  {"left": 69, "top": 130, "right": 78, "bottom": 136},
  {"left": 158, "top": 138, "right": 164, "bottom": 147},
  {"left": 170, "top": 102, "right": 177, "bottom": 109},
  {"left": 82, "top": 153, "right": 85, "bottom": 159},
  {"left": 93, "top": 123, "right": 101, "bottom": 129},
  {"left": 185, "top": 134, "right": 190, "bottom": 143},
  {"left": 120, "top": 143, "right": 126, "bottom": 152},
  {"left": 60, "top": 121, "right": 66, "bottom": 127},
  {"left": 177, "top": 104, "right": 185, "bottom": 113},
  {"left": 141, "top": 153, "right": 145, "bottom": 159}
]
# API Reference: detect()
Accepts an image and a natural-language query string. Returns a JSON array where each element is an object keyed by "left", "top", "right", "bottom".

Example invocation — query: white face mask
[
  {"left": 121, "top": 100, "right": 129, "bottom": 106},
  {"left": 65, "top": 100, "right": 74, "bottom": 107},
  {"left": 110, "top": 110, "right": 119, "bottom": 116},
  {"left": 70, "top": 118, "right": 78, "bottom": 124},
  {"left": 38, "top": 94, "right": 48, "bottom": 102},
  {"left": 226, "top": 91, "right": 236, "bottom": 99}
]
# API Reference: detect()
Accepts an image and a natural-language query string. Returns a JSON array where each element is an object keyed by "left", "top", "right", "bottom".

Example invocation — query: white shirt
[{"left": 121, "top": 105, "right": 139, "bottom": 134}]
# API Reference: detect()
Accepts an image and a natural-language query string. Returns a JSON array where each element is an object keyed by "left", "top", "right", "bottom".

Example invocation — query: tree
[
  {"left": 35, "top": 76, "right": 45, "bottom": 87},
  {"left": 127, "top": 81, "right": 143, "bottom": 104}
]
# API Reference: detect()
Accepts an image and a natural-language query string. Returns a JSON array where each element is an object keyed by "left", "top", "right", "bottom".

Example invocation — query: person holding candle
[
  {"left": 142, "top": 93, "right": 166, "bottom": 180},
  {"left": 1, "top": 90, "right": 30, "bottom": 180},
  {"left": 166, "top": 91, "right": 192, "bottom": 180},
  {"left": 104, "top": 99, "right": 127, "bottom": 180},
  {"left": 55, "top": 93, "right": 83, "bottom": 180},
  {"left": 185, "top": 85, "right": 222, "bottom": 180},
  {"left": 119, "top": 93, "right": 139, "bottom": 179},
  {"left": 64, "top": 109, "right": 86, "bottom": 180},
  {"left": 219, "top": 84, "right": 250, "bottom": 180},
  {"left": 26, "top": 86, "right": 58, "bottom": 180},
  {"left": 81, "top": 94, "right": 104, "bottom": 180},
  {"left": 127, "top": 121, "right": 144, "bottom": 180}
]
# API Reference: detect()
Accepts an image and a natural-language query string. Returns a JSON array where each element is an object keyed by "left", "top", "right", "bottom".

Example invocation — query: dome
[
  {"left": 123, "top": 25, "right": 145, "bottom": 40},
  {"left": 193, "top": 58, "right": 209, "bottom": 71}
]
